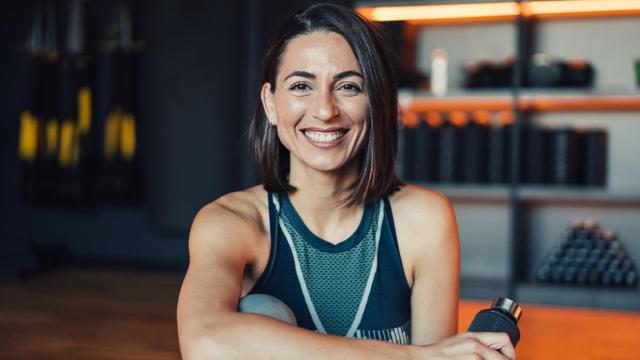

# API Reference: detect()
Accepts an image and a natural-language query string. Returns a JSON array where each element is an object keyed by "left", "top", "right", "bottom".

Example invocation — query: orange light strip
[
  {"left": 409, "top": 97, "right": 513, "bottom": 112},
  {"left": 356, "top": 0, "right": 640, "bottom": 23},
  {"left": 520, "top": 96, "right": 640, "bottom": 111},
  {"left": 522, "top": 0, "right": 640, "bottom": 19},
  {"left": 407, "top": 95, "right": 640, "bottom": 113},
  {"left": 357, "top": 3, "right": 520, "bottom": 23}
]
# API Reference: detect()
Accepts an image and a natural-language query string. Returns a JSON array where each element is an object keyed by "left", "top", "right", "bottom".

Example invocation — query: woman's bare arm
[
  {"left": 392, "top": 185, "right": 515, "bottom": 359},
  {"left": 405, "top": 188, "right": 460, "bottom": 345},
  {"left": 176, "top": 194, "right": 413, "bottom": 360}
]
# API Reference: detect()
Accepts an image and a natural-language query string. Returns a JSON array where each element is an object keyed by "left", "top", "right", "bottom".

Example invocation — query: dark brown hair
[{"left": 249, "top": 3, "right": 403, "bottom": 206}]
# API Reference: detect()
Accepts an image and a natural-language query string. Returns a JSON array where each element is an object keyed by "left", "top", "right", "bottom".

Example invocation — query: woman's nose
[{"left": 312, "top": 88, "right": 339, "bottom": 121}]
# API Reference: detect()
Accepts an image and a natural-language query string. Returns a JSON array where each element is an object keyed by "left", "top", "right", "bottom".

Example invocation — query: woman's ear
[{"left": 261, "top": 83, "right": 277, "bottom": 126}]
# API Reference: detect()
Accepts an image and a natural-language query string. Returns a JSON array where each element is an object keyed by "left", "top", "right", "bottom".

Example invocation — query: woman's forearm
[{"left": 182, "top": 312, "right": 415, "bottom": 360}]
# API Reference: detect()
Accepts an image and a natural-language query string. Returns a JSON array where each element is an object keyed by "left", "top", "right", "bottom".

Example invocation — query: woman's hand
[{"left": 410, "top": 332, "right": 516, "bottom": 360}]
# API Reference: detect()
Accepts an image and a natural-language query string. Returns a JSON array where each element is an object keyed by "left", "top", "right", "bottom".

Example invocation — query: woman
[{"left": 177, "top": 4, "right": 515, "bottom": 359}]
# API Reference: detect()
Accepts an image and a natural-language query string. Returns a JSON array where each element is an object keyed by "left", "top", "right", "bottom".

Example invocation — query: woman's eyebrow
[
  {"left": 334, "top": 70, "right": 363, "bottom": 80},
  {"left": 283, "top": 70, "right": 364, "bottom": 81},
  {"left": 284, "top": 71, "right": 315, "bottom": 81}
]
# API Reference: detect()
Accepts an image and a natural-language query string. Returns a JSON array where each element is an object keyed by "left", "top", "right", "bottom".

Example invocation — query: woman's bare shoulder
[
  {"left": 204, "top": 185, "right": 268, "bottom": 222},
  {"left": 389, "top": 183, "right": 453, "bottom": 224},
  {"left": 189, "top": 185, "right": 270, "bottom": 251}
]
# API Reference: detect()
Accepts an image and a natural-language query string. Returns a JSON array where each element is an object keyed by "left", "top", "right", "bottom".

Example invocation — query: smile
[{"left": 302, "top": 129, "right": 349, "bottom": 143}]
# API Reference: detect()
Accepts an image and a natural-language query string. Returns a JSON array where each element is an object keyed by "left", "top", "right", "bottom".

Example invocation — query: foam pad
[{"left": 238, "top": 294, "right": 297, "bottom": 326}]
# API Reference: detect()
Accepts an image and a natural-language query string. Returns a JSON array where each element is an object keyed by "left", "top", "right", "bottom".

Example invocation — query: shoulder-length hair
[{"left": 249, "top": 3, "right": 403, "bottom": 206}]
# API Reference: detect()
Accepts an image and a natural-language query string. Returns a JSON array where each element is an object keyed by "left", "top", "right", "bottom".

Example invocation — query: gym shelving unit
[{"left": 355, "top": 0, "right": 640, "bottom": 311}]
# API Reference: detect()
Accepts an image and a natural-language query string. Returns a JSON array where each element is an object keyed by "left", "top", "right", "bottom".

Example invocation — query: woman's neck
[
  {"left": 286, "top": 158, "right": 363, "bottom": 244},
  {"left": 287, "top": 153, "right": 359, "bottom": 203}
]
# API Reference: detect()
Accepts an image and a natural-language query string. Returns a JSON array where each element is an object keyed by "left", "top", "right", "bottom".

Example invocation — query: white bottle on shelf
[{"left": 431, "top": 48, "right": 448, "bottom": 98}]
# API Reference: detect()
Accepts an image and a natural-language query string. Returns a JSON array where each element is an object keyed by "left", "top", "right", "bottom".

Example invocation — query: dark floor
[
  {"left": 1, "top": 268, "right": 639, "bottom": 359},
  {"left": 0, "top": 269, "right": 183, "bottom": 360}
]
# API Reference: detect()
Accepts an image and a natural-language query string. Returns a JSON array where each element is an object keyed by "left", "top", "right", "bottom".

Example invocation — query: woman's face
[{"left": 261, "top": 31, "right": 369, "bottom": 174}]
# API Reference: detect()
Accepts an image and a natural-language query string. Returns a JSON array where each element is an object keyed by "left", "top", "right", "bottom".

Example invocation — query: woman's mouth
[
  {"left": 302, "top": 129, "right": 349, "bottom": 144},
  {"left": 303, "top": 130, "right": 347, "bottom": 142}
]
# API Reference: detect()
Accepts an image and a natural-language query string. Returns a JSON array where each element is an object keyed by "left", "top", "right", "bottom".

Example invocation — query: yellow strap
[
  {"left": 78, "top": 87, "right": 92, "bottom": 134},
  {"left": 46, "top": 118, "right": 59, "bottom": 157},
  {"left": 120, "top": 112, "right": 137, "bottom": 161},
  {"left": 18, "top": 111, "right": 38, "bottom": 162},
  {"left": 105, "top": 108, "right": 121, "bottom": 160},
  {"left": 59, "top": 120, "right": 75, "bottom": 167}
]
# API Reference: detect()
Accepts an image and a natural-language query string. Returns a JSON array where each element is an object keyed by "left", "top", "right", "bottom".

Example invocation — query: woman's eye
[
  {"left": 289, "top": 82, "right": 311, "bottom": 91},
  {"left": 338, "top": 83, "right": 363, "bottom": 93}
]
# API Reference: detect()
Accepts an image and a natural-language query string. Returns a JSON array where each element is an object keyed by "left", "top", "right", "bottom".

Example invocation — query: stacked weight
[{"left": 537, "top": 220, "right": 638, "bottom": 287}]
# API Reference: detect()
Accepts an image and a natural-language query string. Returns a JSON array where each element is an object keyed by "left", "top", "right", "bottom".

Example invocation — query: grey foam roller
[{"left": 238, "top": 294, "right": 297, "bottom": 326}]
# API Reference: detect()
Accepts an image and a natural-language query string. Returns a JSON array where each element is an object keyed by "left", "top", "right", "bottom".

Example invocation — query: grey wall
[{"left": 454, "top": 202, "right": 511, "bottom": 280}]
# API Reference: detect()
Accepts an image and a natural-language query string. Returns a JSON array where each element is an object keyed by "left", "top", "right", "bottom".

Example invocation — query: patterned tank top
[{"left": 247, "top": 192, "right": 412, "bottom": 344}]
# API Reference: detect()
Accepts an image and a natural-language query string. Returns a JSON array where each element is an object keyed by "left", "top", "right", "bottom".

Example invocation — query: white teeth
[{"left": 303, "top": 130, "right": 347, "bottom": 143}]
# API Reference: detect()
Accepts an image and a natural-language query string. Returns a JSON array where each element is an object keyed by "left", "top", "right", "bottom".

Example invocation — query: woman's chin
[
  {"left": 304, "top": 162, "right": 344, "bottom": 173},
  {"left": 298, "top": 155, "right": 357, "bottom": 174}
]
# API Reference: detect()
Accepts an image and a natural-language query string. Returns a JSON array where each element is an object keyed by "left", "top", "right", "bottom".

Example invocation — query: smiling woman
[
  {"left": 250, "top": 5, "right": 401, "bottom": 207},
  {"left": 176, "top": 3, "right": 515, "bottom": 360},
  {"left": 261, "top": 31, "right": 371, "bottom": 184}
]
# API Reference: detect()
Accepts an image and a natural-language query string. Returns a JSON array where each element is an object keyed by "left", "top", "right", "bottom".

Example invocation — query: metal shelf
[
  {"left": 417, "top": 182, "right": 510, "bottom": 202},
  {"left": 517, "top": 186, "right": 640, "bottom": 205},
  {"left": 516, "top": 282, "right": 640, "bottom": 311},
  {"left": 459, "top": 276, "right": 640, "bottom": 310},
  {"left": 416, "top": 183, "right": 640, "bottom": 205}
]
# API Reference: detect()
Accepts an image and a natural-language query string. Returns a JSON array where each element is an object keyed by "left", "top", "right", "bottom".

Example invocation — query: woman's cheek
[
  {"left": 275, "top": 93, "right": 307, "bottom": 122},
  {"left": 342, "top": 96, "right": 368, "bottom": 121}
]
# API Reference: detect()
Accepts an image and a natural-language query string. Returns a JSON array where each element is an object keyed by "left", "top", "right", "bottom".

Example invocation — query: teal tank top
[{"left": 248, "top": 192, "right": 412, "bottom": 344}]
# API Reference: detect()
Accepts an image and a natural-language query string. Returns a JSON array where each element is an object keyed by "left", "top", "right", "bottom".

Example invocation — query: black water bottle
[{"left": 467, "top": 297, "right": 522, "bottom": 347}]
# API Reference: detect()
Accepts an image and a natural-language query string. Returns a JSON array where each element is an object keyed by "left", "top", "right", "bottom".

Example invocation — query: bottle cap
[{"left": 491, "top": 297, "right": 522, "bottom": 323}]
